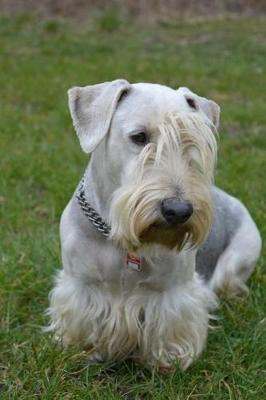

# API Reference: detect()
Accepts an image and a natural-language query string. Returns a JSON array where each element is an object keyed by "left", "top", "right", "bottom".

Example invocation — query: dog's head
[{"left": 68, "top": 80, "right": 219, "bottom": 251}]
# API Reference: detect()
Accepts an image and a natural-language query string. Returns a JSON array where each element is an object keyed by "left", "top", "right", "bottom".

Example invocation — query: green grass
[{"left": 0, "top": 13, "right": 266, "bottom": 399}]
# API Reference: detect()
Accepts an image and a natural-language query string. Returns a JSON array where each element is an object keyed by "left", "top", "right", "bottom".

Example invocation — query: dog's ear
[
  {"left": 68, "top": 79, "right": 130, "bottom": 153},
  {"left": 177, "top": 87, "right": 220, "bottom": 128}
]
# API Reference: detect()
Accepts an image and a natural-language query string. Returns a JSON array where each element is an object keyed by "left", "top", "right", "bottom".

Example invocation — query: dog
[{"left": 47, "top": 80, "right": 261, "bottom": 370}]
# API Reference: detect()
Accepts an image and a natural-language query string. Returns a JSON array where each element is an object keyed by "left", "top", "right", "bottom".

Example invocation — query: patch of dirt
[{"left": 0, "top": 0, "right": 266, "bottom": 21}]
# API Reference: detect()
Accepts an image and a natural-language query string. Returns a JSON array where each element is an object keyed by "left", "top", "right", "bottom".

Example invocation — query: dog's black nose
[{"left": 161, "top": 199, "right": 193, "bottom": 225}]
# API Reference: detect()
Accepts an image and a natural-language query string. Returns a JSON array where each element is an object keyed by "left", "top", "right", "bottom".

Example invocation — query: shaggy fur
[
  {"left": 48, "top": 268, "right": 217, "bottom": 369},
  {"left": 110, "top": 111, "right": 217, "bottom": 251},
  {"left": 46, "top": 80, "right": 261, "bottom": 370}
]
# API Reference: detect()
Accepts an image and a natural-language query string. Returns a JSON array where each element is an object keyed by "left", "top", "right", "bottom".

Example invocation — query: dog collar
[
  {"left": 76, "top": 177, "right": 111, "bottom": 237},
  {"left": 76, "top": 177, "right": 142, "bottom": 271}
]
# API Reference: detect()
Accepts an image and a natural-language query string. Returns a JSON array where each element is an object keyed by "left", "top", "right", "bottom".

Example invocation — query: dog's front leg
[
  {"left": 46, "top": 206, "right": 133, "bottom": 362},
  {"left": 132, "top": 272, "right": 217, "bottom": 370}
]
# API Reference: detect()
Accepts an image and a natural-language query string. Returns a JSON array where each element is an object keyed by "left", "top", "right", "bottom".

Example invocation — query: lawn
[{"left": 0, "top": 12, "right": 265, "bottom": 399}]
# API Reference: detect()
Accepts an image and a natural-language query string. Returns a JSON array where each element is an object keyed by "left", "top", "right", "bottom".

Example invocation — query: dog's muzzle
[{"left": 160, "top": 199, "right": 193, "bottom": 226}]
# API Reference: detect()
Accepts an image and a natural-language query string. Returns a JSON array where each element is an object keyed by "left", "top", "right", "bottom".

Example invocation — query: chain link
[{"left": 76, "top": 177, "right": 111, "bottom": 237}]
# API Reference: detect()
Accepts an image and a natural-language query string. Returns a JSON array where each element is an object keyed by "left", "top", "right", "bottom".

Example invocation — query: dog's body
[{"left": 47, "top": 81, "right": 261, "bottom": 370}]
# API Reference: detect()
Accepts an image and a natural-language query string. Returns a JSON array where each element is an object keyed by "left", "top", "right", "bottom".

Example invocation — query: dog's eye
[
  {"left": 186, "top": 97, "right": 197, "bottom": 110},
  {"left": 130, "top": 132, "right": 148, "bottom": 146}
]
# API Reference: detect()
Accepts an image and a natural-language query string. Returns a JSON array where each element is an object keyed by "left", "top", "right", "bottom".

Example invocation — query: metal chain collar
[{"left": 76, "top": 177, "right": 111, "bottom": 237}]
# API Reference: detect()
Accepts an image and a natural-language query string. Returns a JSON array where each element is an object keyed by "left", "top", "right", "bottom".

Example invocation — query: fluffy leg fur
[{"left": 46, "top": 270, "right": 217, "bottom": 369}]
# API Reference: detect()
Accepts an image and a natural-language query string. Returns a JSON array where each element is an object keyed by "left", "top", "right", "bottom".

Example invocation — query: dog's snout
[{"left": 161, "top": 199, "right": 193, "bottom": 225}]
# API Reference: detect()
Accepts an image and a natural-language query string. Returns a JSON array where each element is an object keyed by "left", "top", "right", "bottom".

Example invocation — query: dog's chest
[
  {"left": 94, "top": 247, "right": 150, "bottom": 291},
  {"left": 93, "top": 245, "right": 194, "bottom": 294}
]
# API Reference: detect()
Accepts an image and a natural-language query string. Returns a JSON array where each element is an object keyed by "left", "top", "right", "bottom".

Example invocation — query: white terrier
[{"left": 47, "top": 80, "right": 261, "bottom": 370}]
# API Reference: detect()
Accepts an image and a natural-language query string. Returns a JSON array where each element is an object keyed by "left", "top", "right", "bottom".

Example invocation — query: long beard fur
[{"left": 109, "top": 112, "right": 217, "bottom": 251}]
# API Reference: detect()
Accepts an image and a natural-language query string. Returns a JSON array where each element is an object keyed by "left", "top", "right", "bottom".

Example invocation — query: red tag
[{"left": 126, "top": 253, "right": 142, "bottom": 272}]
